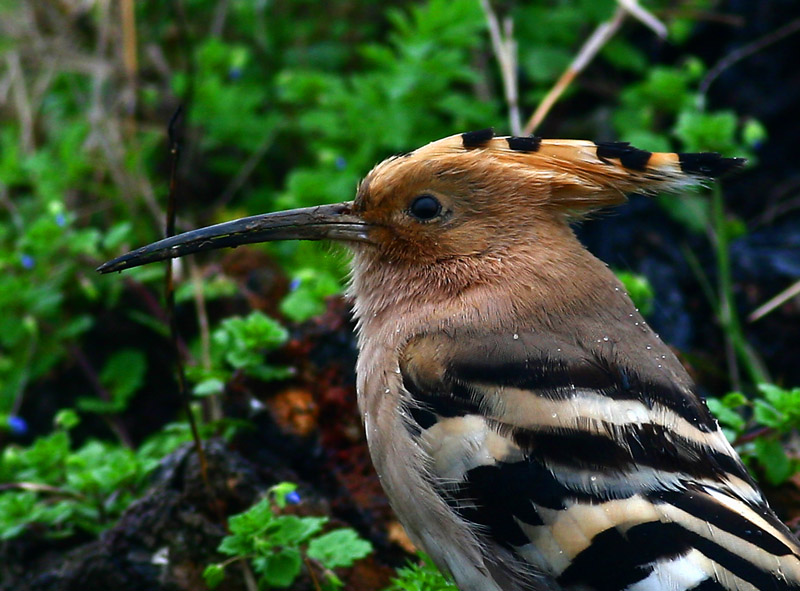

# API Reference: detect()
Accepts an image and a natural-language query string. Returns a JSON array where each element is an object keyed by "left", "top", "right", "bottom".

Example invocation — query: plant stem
[{"left": 710, "top": 185, "right": 769, "bottom": 386}]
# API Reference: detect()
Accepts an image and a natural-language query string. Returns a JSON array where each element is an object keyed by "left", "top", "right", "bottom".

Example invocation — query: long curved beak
[{"left": 97, "top": 202, "right": 368, "bottom": 274}]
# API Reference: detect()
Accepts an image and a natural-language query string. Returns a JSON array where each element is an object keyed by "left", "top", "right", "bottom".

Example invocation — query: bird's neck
[{"left": 348, "top": 224, "right": 635, "bottom": 345}]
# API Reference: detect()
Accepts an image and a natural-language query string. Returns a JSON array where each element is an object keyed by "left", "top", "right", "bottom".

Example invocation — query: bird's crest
[{"left": 366, "top": 128, "right": 745, "bottom": 214}]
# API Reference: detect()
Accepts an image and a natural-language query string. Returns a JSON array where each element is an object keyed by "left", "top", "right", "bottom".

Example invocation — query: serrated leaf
[
  {"left": 269, "top": 515, "right": 327, "bottom": 546},
  {"left": 307, "top": 528, "right": 373, "bottom": 568}
]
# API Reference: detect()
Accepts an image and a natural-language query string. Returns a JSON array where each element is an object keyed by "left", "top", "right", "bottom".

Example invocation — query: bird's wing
[{"left": 399, "top": 330, "right": 800, "bottom": 591}]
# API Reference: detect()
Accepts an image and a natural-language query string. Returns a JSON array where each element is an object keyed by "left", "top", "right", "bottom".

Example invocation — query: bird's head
[{"left": 98, "top": 129, "right": 743, "bottom": 275}]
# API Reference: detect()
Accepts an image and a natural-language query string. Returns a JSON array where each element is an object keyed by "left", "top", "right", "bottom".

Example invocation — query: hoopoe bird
[{"left": 100, "top": 128, "right": 800, "bottom": 591}]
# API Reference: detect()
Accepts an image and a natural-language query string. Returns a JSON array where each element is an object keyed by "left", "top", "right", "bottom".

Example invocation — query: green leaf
[
  {"left": 307, "top": 528, "right": 373, "bottom": 568},
  {"left": 218, "top": 532, "right": 256, "bottom": 557},
  {"left": 257, "top": 548, "right": 303, "bottom": 588},
  {"left": 193, "top": 378, "right": 225, "bottom": 397},
  {"left": 753, "top": 400, "right": 784, "bottom": 429},
  {"left": 674, "top": 109, "right": 738, "bottom": 153},
  {"left": 269, "top": 515, "right": 328, "bottom": 546},
  {"left": 227, "top": 497, "right": 274, "bottom": 537},
  {"left": 706, "top": 398, "right": 745, "bottom": 433},
  {"left": 754, "top": 438, "right": 793, "bottom": 485},
  {"left": 386, "top": 554, "right": 457, "bottom": 591},
  {"left": 280, "top": 268, "right": 342, "bottom": 323},
  {"left": 721, "top": 392, "right": 748, "bottom": 408},
  {"left": 82, "top": 349, "right": 147, "bottom": 414},
  {"left": 244, "top": 364, "right": 294, "bottom": 382},
  {"left": 203, "top": 564, "right": 226, "bottom": 589},
  {"left": 210, "top": 312, "right": 289, "bottom": 376},
  {"left": 101, "top": 222, "right": 132, "bottom": 250},
  {"left": 54, "top": 408, "right": 80, "bottom": 430}
]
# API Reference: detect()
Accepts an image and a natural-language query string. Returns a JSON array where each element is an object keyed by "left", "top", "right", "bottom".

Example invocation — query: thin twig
[
  {"left": 524, "top": 6, "right": 625, "bottom": 135},
  {"left": 305, "top": 556, "right": 323, "bottom": 591},
  {"left": 6, "top": 51, "right": 35, "bottom": 153},
  {"left": 165, "top": 106, "right": 211, "bottom": 488},
  {"left": 523, "top": 0, "right": 666, "bottom": 135},
  {"left": 658, "top": 8, "right": 743, "bottom": 28},
  {"left": 733, "top": 425, "right": 773, "bottom": 446},
  {"left": 240, "top": 561, "right": 259, "bottom": 591},
  {"left": 480, "top": 0, "right": 521, "bottom": 135},
  {"left": 120, "top": 0, "right": 138, "bottom": 123},
  {"left": 0, "top": 182, "right": 23, "bottom": 231},
  {"left": 210, "top": 0, "right": 231, "bottom": 37},
  {"left": 0, "top": 482, "right": 87, "bottom": 499},
  {"left": 749, "top": 280, "right": 800, "bottom": 323},
  {"left": 698, "top": 17, "right": 800, "bottom": 106},
  {"left": 189, "top": 258, "right": 221, "bottom": 421},
  {"left": 617, "top": 0, "right": 667, "bottom": 38}
]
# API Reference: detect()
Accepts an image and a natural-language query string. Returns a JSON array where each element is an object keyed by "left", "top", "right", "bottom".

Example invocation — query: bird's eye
[{"left": 408, "top": 194, "right": 442, "bottom": 221}]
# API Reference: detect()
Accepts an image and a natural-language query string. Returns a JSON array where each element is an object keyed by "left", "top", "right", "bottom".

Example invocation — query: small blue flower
[
  {"left": 21, "top": 254, "right": 35, "bottom": 269},
  {"left": 289, "top": 278, "right": 301, "bottom": 291},
  {"left": 285, "top": 490, "right": 301, "bottom": 505},
  {"left": 55, "top": 213, "right": 66, "bottom": 227},
  {"left": 228, "top": 67, "right": 242, "bottom": 81},
  {"left": 7, "top": 416, "right": 28, "bottom": 435},
  {"left": 335, "top": 156, "right": 347, "bottom": 170}
]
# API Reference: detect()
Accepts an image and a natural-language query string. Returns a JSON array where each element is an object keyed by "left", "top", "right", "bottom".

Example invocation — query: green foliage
[
  {"left": 0, "top": 412, "right": 191, "bottom": 540},
  {"left": 706, "top": 392, "right": 748, "bottom": 441},
  {"left": 708, "top": 385, "right": 800, "bottom": 485},
  {"left": 204, "top": 482, "right": 373, "bottom": 589},
  {"left": 384, "top": 554, "right": 458, "bottom": 591},
  {"left": 0, "top": 126, "right": 106, "bottom": 414},
  {"left": 77, "top": 349, "right": 148, "bottom": 414},
  {"left": 307, "top": 529, "right": 374, "bottom": 569},
  {"left": 611, "top": 57, "right": 762, "bottom": 238},
  {"left": 281, "top": 267, "right": 343, "bottom": 323},
  {"left": 188, "top": 311, "right": 291, "bottom": 396}
]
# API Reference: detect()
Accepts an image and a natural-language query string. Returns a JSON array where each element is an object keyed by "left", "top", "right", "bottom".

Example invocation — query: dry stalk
[
  {"left": 523, "top": 0, "right": 666, "bottom": 135},
  {"left": 480, "top": 0, "right": 521, "bottom": 135}
]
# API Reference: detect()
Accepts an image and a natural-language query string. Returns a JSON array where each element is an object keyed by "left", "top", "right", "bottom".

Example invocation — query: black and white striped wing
[{"left": 399, "top": 331, "right": 800, "bottom": 591}]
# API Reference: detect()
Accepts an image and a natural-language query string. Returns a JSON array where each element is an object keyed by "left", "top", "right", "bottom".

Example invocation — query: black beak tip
[{"left": 96, "top": 254, "right": 138, "bottom": 274}]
